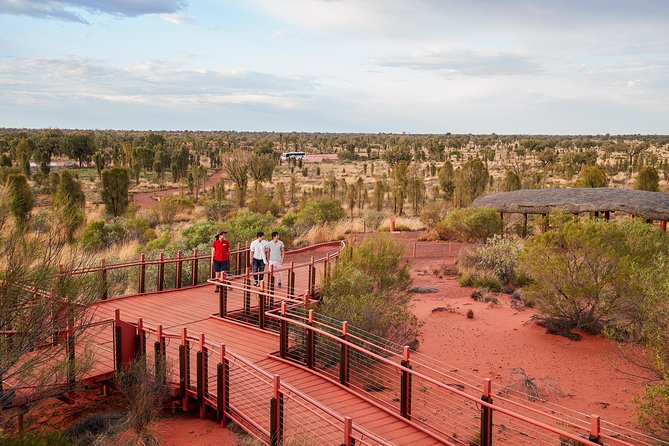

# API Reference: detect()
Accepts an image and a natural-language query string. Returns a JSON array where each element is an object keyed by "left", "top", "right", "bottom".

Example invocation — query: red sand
[
  {"left": 406, "top": 237, "right": 644, "bottom": 431},
  {"left": 132, "top": 170, "right": 226, "bottom": 210}
]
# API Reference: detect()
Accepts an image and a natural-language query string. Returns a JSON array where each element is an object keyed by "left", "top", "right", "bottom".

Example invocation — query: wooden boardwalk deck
[{"left": 92, "top": 283, "right": 441, "bottom": 445}]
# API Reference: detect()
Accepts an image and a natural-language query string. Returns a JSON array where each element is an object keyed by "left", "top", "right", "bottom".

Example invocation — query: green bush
[
  {"left": 419, "top": 200, "right": 449, "bottom": 229},
  {"left": 362, "top": 210, "right": 385, "bottom": 231},
  {"left": 220, "top": 210, "right": 275, "bottom": 246},
  {"left": 203, "top": 199, "right": 234, "bottom": 221},
  {"left": 0, "top": 431, "right": 76, "bottom": 446},
  {"left": 458, "top": 271, "right": 503, "bottom": 292},
  {"left": 248, "top": 194, "right": 282, "bottom": 216},
  {"left": 115, "top": 215, "right": 156, "bottom": 244},
  {"left": 150, "top": 196, "right": 194, "bottom": 224},
  {"left": 320, "top": 234, "right": 420, "bottom": 346},
  {"left": 80, "top": 220, "right": 121, "bottom": 251},
  {"left": 181, "top": 220, "right": 221, "bottom": 248},
  {"left": 295, "top": 199, "right": 345, "bottom": 231},
  {"left": 476, "top": 234, "right": 522, "bottom": 284},
  {"left": 436, "top": 207, "right": 501, "bottom": 242},
  {"left": 143, "top": 231, "right": 171, "bottom": 253}
]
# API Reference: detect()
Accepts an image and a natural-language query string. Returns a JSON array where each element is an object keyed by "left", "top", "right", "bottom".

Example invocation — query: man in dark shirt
[{"left": 211, "top": 230, "right": 230, "bottom": 292}]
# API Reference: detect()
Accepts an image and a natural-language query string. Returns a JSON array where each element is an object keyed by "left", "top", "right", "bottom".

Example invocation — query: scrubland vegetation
[{"left": 2, "top": 129, "right": 669, "bottom": 439}]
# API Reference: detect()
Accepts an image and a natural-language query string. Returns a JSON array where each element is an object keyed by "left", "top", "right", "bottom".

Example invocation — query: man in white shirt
[
  {"left": 266, "top": 231, "right": 285, "bottom": 288},
  {"left": 249, "top": 231, "right": 267, "bottom": 286}
]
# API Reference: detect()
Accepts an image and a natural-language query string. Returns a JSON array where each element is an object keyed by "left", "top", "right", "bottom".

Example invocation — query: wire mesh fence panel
[
  {"left": 77, "top": 321, "right": 115, "bottom": 378},
  {"left": 105, "top": 267, "right": 133, "bottom": 297},
  {"left": 409, "top": 376, "right": 482, "bottom": 446},
  {"left": 162, "top": 335, "right": 180, "bottom": 385},
  {"left": 491, "top": 410, "right": 591, "bottom": 446},
  {"left": 143, "top": 330, "right": 157, "bottom": 376},
  {"left": 347, "top": 353, "right": 402, "bottom": 413},
  {"left": 281, "top": 389, "right": 343, "bottom": 446},
  {"left": 600, "top": 421, "right": 669, "bottom": 446},
  {"left": 227, "top": 358, "right": 273, "bottom": 443},
  {"left": 187, "top": 339, "right": 199, "bottom": 395}
]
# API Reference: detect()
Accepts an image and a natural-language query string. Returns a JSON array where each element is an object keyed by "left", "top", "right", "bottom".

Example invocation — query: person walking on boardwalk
[
  {"left": 211, "top": 230, "right": 230, "bottom": 292},
  {"left": 266, "top": 231, "right": 285, "bottom": 288},
  {"left": 249, "top": 230, "right": 267, "bottom": 286}
]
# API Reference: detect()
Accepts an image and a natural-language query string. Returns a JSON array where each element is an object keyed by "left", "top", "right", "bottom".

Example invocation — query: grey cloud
[
  {"left": 374, "top": 49, "right": 542, "bottom": 77},
  {"left": 0, "top": 0, "right": 187, "bottom": 23},
  {"left": 0, "top": 57, "right": 317, "bottom": 110}
]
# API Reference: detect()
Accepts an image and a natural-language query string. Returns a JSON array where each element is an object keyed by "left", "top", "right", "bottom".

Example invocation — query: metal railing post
[
  {"left": 114, "top": 309, "right": 123, "bottom": 373},
  {"left": 138, "top": 253, "right": 146, "bottom": 294},
  {"left": 156, "top": 324, "right": 166, "bottom": 385},
  {"left": 270, "top": 375, "right": 284, "bottom": 446},
  {"left": 400, "top": 346, "right": 412, "bottom": 420},
  {"left": 342, "top": 416, "right": 353, "bottom": 446},
  {"left": 340, "top": 321, "right": 349, "bottom": 387},
  {"left": 175, "top": 250, "right": 183, "bottom": 289},
  {"left": 288, "top": 261, "right": 295, "bottom": 296},
  {"left": 192, "top": 248, "right": 199, "bottom": 286},
  {"left": 480, "top": 378, "right": 493, "bottom": 446},
  {"left": 589, "top": 414, "right": 602, "bottom": 444},
  {"left": 306, "top": 309, "right": 315, "bottom": 369},
  {"left": 279, "top": 303, "right": 288, "bottom": 359},
  {"left": 157, "top": 252, "right": 165, "bottom": 291},
  {"left": 197, "top": 333, "right": 205, "bottom": 418},
  {"left": 100, "top": 258, "right": 108, "bottom": 300},
  {"left": 217, "top": 344, "right": 227, "bottom": 426},
  {"left": 181, "top": 328, "right": 189, "bottom": 412},
  {"left": 219, "top": 273, "right": 227, "bottom": 318}
]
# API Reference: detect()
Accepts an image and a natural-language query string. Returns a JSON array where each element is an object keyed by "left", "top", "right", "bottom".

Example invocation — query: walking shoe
[
  {"left": 278, "top": 283, "right": 282, "bottom": 288},
  {"left": 214, "top": 286, "right": 220, "bottom": 293}
]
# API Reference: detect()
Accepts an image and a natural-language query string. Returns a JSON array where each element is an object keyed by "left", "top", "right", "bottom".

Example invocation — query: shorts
[{"left": 213, "top": 260, "right": 229, "bottom": 273}]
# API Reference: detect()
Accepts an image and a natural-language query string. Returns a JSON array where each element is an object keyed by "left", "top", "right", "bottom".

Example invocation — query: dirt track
[{"left": 132, "top": 170, "right": 226, "bottom": 210}]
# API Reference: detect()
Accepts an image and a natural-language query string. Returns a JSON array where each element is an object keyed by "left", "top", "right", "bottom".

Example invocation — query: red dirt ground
[{"left": 132, "top": 170, "right": 226, "bottom": 210}]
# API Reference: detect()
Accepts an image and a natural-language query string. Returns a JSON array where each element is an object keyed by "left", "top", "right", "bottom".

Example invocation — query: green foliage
[
  {"left": 52, "top": 169, "right": 85, "bottom": 242},
  {"left": 80, "top": 220, "right": 119, "bottom": 252},
  {"left": 435, "top": 207, "right": 501, "bottom": 242},
  {"left": 382, "top": 144, "right": 413, "bottom": 166},
  {"left": 362, "top": 210, "right": 386, "bottom": 231},
  {"left": 477, "top": 234, "right": 522, "bottom": 284},
  {"left": 574, "top": 165, "right": 608, "bottom": 188},
  {"left": 501, "top": 171, "right": 522, "bottom": 192},
  {"left": 320, "top": 234, "right": 421, "bottom": 345},
  {"left": 520, "top": 217, "right": 668, "bottom": 333},
  {"left": 248, "top": 193, "right": 282, "bottom": 216},
  {"left": 221, "top": 210, "right": 284, "bottom": 246},
  {"left": 101, "top": 167, "right": 130, "bottom": 217},
  {"left": 143, "top": 231, "right": 171, "bottom": 252},
  {"left": 181, "top": 220, "right": 221, "bottom": 248},
  {"left": 0, "top": 431, "right": 76, "bottom": 446},
  {"left": 438, "top": 161, "right": 455, "bottom": 200},
  {"left": 419, "top": 200, "right": 449, "bottom": 230},
  {"left": 458, "top": 271, "right": 503, "bottom": 292},
  {"left": 6, "top": 173, "right": 34, "bottom": 229},
  {"left": 635, "top": 166, "right": 660, "bottom": 192},
  {"left": 203, "top": 199, "right": 234, "bottom": 221},
  {"left": 295, "top": 199, "right": 345, "bottom": 231},
  {"left": 454, "top": 158, "right": 489, "bottom": 207}
]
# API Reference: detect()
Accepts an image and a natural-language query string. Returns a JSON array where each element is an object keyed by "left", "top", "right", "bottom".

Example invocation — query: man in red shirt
[{"left": 211, "top": 230, "right": 230, "bottom": 292}]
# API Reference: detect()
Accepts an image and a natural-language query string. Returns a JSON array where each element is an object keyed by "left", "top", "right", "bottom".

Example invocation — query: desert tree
[
  {"left": 383, "top": 143, "right": 413, "bottom": 167},
  {"left": 63, "top": 132, "right": 95, "bottom": 167},
  {"left": 221, "top": 149, "right": 252, "bottom": 207},
  {"left": 407, "top": 164, "right": 426, "bottom": 215},
  {"left": 101, "top": 167, "right": 130, "bottom": 217},
  {"left": 574, "top": 165, "right": 608, "bottom": 188},
  {"left": 438, "top": 161, "right": 455, "bottom": 200},
  {"left": 274, "top": 182, "right": 286, "bottom": 208},
  {"left": 6, "top": 173, "right": 34, "bottom": 230},
  {"left": 289, "top": 174, "right": 299, "bottom": 205},
  {"left": 53, "top": 169, "right": 86, "bottom": 243},
  {"left": 372, "top": 180, "right": 385, "bottom": 212},
  {"left": 453, "top": 157, "right": 489, "bottom": 207},
  {"left": 619, "top": 141, "right": 649, "bottom": 178},
  {"left": 14, "top": 138, "right": 33, "bottom": 177},
  {"left": 249, "top": 153, "right": 277, "bottom": 197},
  {"left": 34, "top": 129, "right": 63, "bottom": 175},
  {"left": 391, "top": 162, "right": 408, "bottom": 215},
  {"left": 92, "top": 150, "right": 107, "bottom": 178},
  {"left": 635, "top": 166, "right": 660, "bottom": 192},
  {"left": 501, "top": 171, "right": 522, "bottom": 192}
]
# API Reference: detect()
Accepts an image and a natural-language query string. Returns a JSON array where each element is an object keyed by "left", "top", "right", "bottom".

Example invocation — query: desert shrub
[
  {"left": 64, "top": 412, "right": 124, "bottom": 445},
  {"left": 182, "top": 220, "right": 221, "bottom": 248},
  {"left": 150, "top": 196, "right": 194, "bottom": 224},
  {"left": 419, "top": 200, "right": 449, "bottom": 229},
  {"left": 574, "top": 165, "right": 608, "bottom": 188},
  {"left": 143, "top": 231, "right": 171, "bottom": 252},
  {"left": 221, "top": 210, "right": 275, "bottom": 245},
  {"left": 203, "top": 199, "right": 234, "bottom": 221},
  {"left": 0, "top": 432, "right": 76, "bottom": 446},
  {"left": 80, "top": 220, "right": 122, "bottom": 252},
  {"left": 116, "top": 215, "right": 156, "bottom": 244},
  {"left": 362, "top": 210, "right": 386, "bottom": 231},
  {"left": 458, "top": 270, "right": 503, "bottom": 292},
  {"left": 520, "top": 217, "right": 668, "bottom": 334},
  {"left": 436, "top": 207, "right": 501, "bottom": 242},
  {"left": 476, "top": 235, "right": 522, "bottom": 284},
  {"left": 320, "top": 234, "right": 420, "bottom": 346},
  {"left": 295, "top": 199, "right": 345, "bottom": 231},
  {"left": 248, "top": 194, "right": 282, "bottom": 216}
]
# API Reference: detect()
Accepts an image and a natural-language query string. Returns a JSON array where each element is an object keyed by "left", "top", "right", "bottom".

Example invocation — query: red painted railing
[{"left": 113, "top": 315, "right": 393, "bottom": 446}]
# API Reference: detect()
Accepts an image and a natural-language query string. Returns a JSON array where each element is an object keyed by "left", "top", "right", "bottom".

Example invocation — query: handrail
[{"left": 266, "top": 308, "right": 605, "bottom": 446}]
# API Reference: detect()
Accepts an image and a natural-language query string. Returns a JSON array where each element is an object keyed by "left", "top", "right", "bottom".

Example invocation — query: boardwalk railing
[
  {"left": 261, "top": 304, "right": 664, "bottom": 446},
  {"left": 113, "top": 315, "right": 394, "bottom": 446},
  {"left": 62, "top": 240, "right": 344, "bottom": 301}
]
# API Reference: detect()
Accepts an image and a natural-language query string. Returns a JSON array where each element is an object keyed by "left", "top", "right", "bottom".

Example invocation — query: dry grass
[
  {"left": 293, "top": 222, "right": 349, "bottom": 246},
  {"left": 379, "top": 216, "right": 425, "bottom": 231}
]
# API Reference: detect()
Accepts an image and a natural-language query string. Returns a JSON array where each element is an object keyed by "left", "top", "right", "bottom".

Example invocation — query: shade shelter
[{"left": 472, "top": 187, "right": 669, "bottom": 236}]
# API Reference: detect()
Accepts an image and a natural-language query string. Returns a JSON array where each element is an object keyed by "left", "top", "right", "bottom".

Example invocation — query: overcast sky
[{"left": 0, "top": 0, "right": 667, "bottom": 133}]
